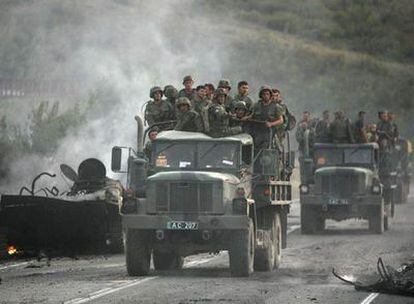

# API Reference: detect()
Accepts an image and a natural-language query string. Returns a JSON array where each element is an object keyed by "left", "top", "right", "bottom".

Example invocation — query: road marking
[
  {"left": 0, "top": 261, "right": 29, "bottom": 271},
  {"left": 63, "top": 255, "right": 220, "bottom": 304},
  {"left": 360, "top": 293, "right": 379, "bottom": 304},
  {"left": 63, "top": 277, "right": 157, "bottom": 304}
]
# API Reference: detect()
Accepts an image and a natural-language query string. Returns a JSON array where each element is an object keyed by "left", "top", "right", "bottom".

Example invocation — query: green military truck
[
  {"left": 111, "top": 116, "right": 293, "bottom": 277},
  {"left": 299, "top": 142, "right": 392, "bottom": 234}
]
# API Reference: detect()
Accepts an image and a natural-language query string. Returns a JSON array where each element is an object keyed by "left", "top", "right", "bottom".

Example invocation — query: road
[{"left": 1, "top": 198, "right": 414, "bottom": 304}]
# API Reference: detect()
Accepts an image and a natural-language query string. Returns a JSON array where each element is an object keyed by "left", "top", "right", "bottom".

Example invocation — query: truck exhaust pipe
[{"left": 134, "top": 115, "right": 144, "bottom": 153}]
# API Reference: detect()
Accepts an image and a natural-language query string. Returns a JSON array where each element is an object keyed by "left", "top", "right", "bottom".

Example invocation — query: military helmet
[
  {"left": 150, "top": 86, "right": 163, "bottom": 98},
  {"left": 182, "top": 75, "right": 194, "bottom": 84},
  {"left": 214, "top": 87, "right": 228, "bottom": 97},
  {"left": 217, "top": 79, "right": 231, "bottom": 89},
  {"left": 258, "top": 85, "right": 272, "bottom": 98},
  {"left": 234, "top": 101, "right": 247, "bottom": 111},
  {"left": 163, "top": 85, "right": 178, "bottom": 98},
  {"left": 176, "top": 97, "right": 191, "bottom": 107}
]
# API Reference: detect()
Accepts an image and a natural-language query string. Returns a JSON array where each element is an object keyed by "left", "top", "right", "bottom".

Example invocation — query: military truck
[
  {"left": 111, "top": 116, "right": 293, "bottom": 277},
  {"left": 299, "top": 142, "right": 392, "bottom": 234}
]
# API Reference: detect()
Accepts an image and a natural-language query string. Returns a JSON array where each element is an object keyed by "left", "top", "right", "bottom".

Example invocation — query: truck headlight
[
  {"left": 372, "top": 185, "right": 381, "bottom": 194},
  {"left": 300, "top": 184, "right": 309, "bottom": 194}
]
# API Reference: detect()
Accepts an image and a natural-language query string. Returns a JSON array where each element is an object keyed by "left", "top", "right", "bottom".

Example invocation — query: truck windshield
[
  {"left": 315, "top": 148, "right": 373, "bottom": 166},
  {"left": 153, "top": 142, "right": 239, "bottom": 170}
]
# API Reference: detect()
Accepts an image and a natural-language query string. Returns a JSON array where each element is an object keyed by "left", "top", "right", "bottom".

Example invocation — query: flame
[{"left": 7, "top": 245, "right": 17, "bottom": 255}]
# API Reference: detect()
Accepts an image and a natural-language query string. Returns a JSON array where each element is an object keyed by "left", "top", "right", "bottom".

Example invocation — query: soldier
[
  {"left": 366, "top": 124, "right": 378, "bottom": 143},
  {"left": 192, "top": 85, "right": 210, "bottom": 133},
  {"left": 174, "top": 97, "right": 203, "bottom": 132},
  {"left": 217, "top": 79, "right": 233, "bottom": 112},
  {"left": 377, "top": 110, "right": 396, "bottom": 150},
  {"left": 229, "top": 101, "right": 252, "bottom": 133},
  {"left": 208, "top": 88, "right": 241, "bottom": 138},
  {"left": 143, "top": 127, "right": 159, "bottom": 160},
  {"left": 315, "top": 110, "right": 331, "bottom": 143},
  {"left": 251, "top": 85, "right": 284, "bottom": 152},
  {"left": 163, "top": 85, "right": 179, "bottom": 119},
  {"left": 232, "top": 81, "right": 254, "bottom": 113},
  {"left": 388, "top": 112, "right": 399, "bottom": 140},
  {"left": 295, "top": 111, "right": 312, "bottom": 155},
  {"left": 144, "top": 86, "right": 174, "bottom": 130},
  {"left": 178, "top": 75, "right": 196, "bottom": 100},
  {"left": 204, "top": 83, "right": 215, "bottom": 101},
  {"left": 353, "top": 111, "right": 367, "bottom": 143},
  {"left": 328, "top": 110, "right": 354, "bottom": 143}
]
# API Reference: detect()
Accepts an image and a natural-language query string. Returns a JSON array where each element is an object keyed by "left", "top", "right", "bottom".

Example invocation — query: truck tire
[
  {"left": 273, "top": 212, "right": 282, "bottom": 269},
  {"left": 254, "top": 211, "right": 275, "bottom": 271},
  {"left": 229, "top": 219, "right": 254, "bottom": 277},
  {"left": 153, "top": 250, "right": 184, "bottom": 270},
  {"left": 368, "top": 204, "right": 384, "bottom": 234},
  {"left": 301, "top": 205, "right": 324, "bottom": 234},
  {"left": 125, "top": 229, "right": 151, "bottom": 276}
]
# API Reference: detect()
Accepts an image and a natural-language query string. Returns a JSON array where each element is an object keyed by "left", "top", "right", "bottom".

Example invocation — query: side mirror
[{"left": 111, "top": 147, "right": 123, "bottom": 172}]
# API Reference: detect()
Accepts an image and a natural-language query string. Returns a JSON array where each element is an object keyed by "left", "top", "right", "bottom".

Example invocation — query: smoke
[{"left": 0, "top": 0, "right": 232, "bottom": 192}]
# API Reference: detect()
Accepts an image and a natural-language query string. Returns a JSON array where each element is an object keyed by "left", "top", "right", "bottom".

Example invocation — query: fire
[{"left": 7, "top": 245, "right": 17, "bottom": 255}]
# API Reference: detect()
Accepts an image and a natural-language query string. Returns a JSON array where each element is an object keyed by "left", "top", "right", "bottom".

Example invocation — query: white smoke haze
[{"left": 0, "top": 0, "right": 236, "bottom": 192}]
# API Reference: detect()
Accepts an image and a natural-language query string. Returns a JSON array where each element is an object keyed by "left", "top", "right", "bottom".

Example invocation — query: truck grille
[
  {"left": 155, "top": 182, "right": 213, "bottom": 213},
  {"left": 320, "top": 174, "right": 359, "bottom": 198}
]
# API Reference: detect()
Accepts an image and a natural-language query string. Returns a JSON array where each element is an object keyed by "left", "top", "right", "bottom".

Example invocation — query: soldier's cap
[
  {"left": 176, "top": 97, "right": 191, "bottom": 107},
  {"left": 234, "top": 101, "right": 247, "bottom": 110},
  {"left": 182, "top": 75, "right": 194, "bottom": 84},
  {"left": 163, "top": 85, "right": 178, "bottom": 98},
  {"left": 272, "top": 88, "right": 281, "bottom": 94},
  {"left": 358, "top": 110, "right": 366, "bottom": 115},
  {"left": 149, "top": 126, "right": 159, "bottom": 133},
  {"left": 214, "top": 87, "right": 228, "bottom": 96},
  {"left": 217, "top": 79, "right": 231, "bottom": 89},
  {"left": 196, "top": 85, "right": 206, "bottom": 91},
  {"left": 150, "top": 86, "right": 163, "bottom": 98},
  {"left": 258, "top": 85, "right": 272, "bottom": 98},
  {"left": 378, "top": 110, "right": 388, "bottom": 115}
]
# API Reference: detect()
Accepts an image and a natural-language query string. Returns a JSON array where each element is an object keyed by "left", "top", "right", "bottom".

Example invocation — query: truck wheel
[
  {"left": 254, "top": 211, "right": 275, "bottom": 272},
  {"left": 368, "top": 204, "right": 384, "bottom": 234},
  {"left": 229, "top": 219, "right": 254, "bottom": 277},
  {"left": 273, "top": 213, "right": 282, "bottom": 269},
  {"left": 125, "top": 229, "right": 151, "bottom": 276},
  {"left": 301, "top": 205, "right": 324, "bottom": 234},
  {"left": 153, "top": 250, "right": 184, "bottom": 270}
]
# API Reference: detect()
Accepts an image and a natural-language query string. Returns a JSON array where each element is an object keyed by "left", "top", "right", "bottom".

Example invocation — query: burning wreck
[{"left": 0, "top": 158, "right": 123, "bottom": 257}]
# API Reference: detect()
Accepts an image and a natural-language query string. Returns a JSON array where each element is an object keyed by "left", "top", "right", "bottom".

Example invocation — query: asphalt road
[{"left": 1, "top": 198, "right": 414, "bottom": 304}]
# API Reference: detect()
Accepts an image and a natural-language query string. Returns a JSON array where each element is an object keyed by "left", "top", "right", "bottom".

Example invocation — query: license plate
[
  {"left": 166, "top": 221, "right": 199, "bottom": 230},
  {"left": 328, "top": 198, "right": 349, "bottom": 205}
]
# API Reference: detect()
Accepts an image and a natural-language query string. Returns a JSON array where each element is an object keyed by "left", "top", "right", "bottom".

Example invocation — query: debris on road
[{"left": 333, "top": 257, "right": 414, "bottom": 296}]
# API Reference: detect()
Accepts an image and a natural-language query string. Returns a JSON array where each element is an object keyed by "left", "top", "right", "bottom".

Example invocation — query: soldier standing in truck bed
[
  {"left": 329, "top": 110, "right": 354, "bottom": 143},
  {"left": 144, "top": 87, "right": 174, "bottom": 130},
  {"left": 208, "top": 88, "right": 241, "bottom": 138},
  {"left": 232, "top": 81, "right": 254, "bottom": 114},
  {"left": 174, "top": 97, "right": 203, "bottom": 132},
  {"left": 315, "top": 110, "right": 331, "bottom": 143},
  {"left": 178, "top": 75, "right": 196, "bottom": 101},
  {"left": 251, "top": 85, "right": 284, "bottom": 153},
  {"left": 217, "top": 79, "right": 233, "bottom": 112},
  {"left": 204, "top": 83, "right": 215, "bottom": 102},
  {"left": 192, "top": 85, "right": 210, "bottom": 133},
  {"left": 295, "top": 111, "right": 312, "bottom": 156},
  {"left": 163, "top": 85, "right": 179, "bottom": 119},
  {"left": 353, "top": 111, "right": 367, "bottom": 143}
]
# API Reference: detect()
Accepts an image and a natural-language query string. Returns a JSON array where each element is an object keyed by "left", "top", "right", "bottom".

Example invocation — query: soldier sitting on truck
[
  {"left": 251, "top": 86, "right": 284, "bottom": 153},
  {"left": 174, "top": 97, "right": 204, "bottom": 132},
  {"left": 192, "top": 85, "right": 210, "bottom": 132},
  {"left": 208, "top": 88, "right": 241, "bottom": 138},
  {"left": 144, "top": 87, "right": 174, "bottom": 130},
  {"left": 232, "top": 81, "right": 254, "bottom": 114},
  {"left": 163, "top": 85, "right": 179, "bottom": 119},
  {"left": 216, "top": 79, "right": 233, "bottom": 112},
  {"left": 328, "top": 110, "right": 354, "bottom": 144},
  {"left": 143, "top": 127, "right": 159, "bottom": 160},
  {"left": 229, "top": 101, "right": 252, "bottom": 134}
]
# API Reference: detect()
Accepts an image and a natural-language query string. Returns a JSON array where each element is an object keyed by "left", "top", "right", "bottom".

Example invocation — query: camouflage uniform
[
  {"left": 315, "top": 119, "right": 330, "bottom": 143},
  {"left": 192, "top": 95, "right": 211, "bottom": 133},
  {"left": 178, "top": 88, "right": 196, "bottom": 101},
  {"left": 144, "top": 87, "right": 174, "bottom": 129},
  {"left": 217, "top": 79, "right": 233, "bottom": 112},
  {"left": 174, "top": 98, "right": 203, "bottom": 132},
  {"left": 164, "top": 85, "right": 179, "bottom": 119},
  {"left": 329, "top": 111, "right": 354, "bottom": 143}
]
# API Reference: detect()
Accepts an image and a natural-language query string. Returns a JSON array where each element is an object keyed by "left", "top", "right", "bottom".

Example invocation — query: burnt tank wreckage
[
  {"left": 298, "top": 130, "right": 400, "bottom": 234},
  {"left": 112, "top": 116, "right": 294, "bottom": 277},
  {"left": 0, "top": 158, "right": 123, "bottom": 256}
]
